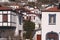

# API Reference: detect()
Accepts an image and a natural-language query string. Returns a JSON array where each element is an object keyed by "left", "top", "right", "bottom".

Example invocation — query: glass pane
[
  {"left": 49, "top": 14, "right": 56, "bottom": 25},
  {"left": 19, "top": 15, "right": 22, "bottom": 25}
]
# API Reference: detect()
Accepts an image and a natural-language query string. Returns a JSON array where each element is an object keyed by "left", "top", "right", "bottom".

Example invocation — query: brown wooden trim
[{"left": 3, "top": 14, "right": 8, "bottom": 22}]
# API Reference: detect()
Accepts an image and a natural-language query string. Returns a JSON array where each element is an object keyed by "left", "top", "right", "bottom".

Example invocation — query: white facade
[
  {"left": 42, "top": 12, "right": 60, "bottom": 40},
  {"left": 23, "top": 11, "right": 41, "bottom": 40},
  {"left": 0, "top": 10, "right": 23, "bottom": 35},
  {"left": 23, "top": 12, "right": 41, "bottom": 30},
  {"left": 22, "top": 7, "right": 41, "bottom": 30},
  {"left": 15, "top": 13, "right": 23, "bottom": 36},
  {"left": 34, "top": 16, "right": 41, "bottom": 30},
  {"left": 0, "top": 7, "right": 23, "bottom": 40},
  {"left": 0, "top": 11, "right": 16, "bottom": 27}
]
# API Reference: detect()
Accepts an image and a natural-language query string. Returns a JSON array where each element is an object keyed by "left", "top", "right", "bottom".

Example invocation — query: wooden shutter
[
  {"left": 3, "top": 14, "right": 8, "bottom": 22},
  {"left": 37, "top": 35, "right": 41, "bottom": 40}
]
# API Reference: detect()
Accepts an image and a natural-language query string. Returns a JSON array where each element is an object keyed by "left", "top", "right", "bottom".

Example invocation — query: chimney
[{"left": 58, "top": 3, "right": 60, "bottom": 9}]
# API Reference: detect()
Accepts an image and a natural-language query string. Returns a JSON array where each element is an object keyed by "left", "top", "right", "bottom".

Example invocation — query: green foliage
[
  {"left": 25, "top": 31, "right": 31, "bottom": 39},
  {"left": 23, "top": 20, "right": 35, "bottom": 39},
  {"left": 23, "top": 20, "right": 35, "bottom": 31}
]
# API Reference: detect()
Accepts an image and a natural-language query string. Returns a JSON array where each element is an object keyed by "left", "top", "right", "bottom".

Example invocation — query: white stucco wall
[
  {"left": 0, "top": 10, "right": 23, "bottom": 39},
  {"left": 15, "top": 15, "right": 19, "bottom": 36},
  {"left": 34, "top": 16, "right": 41, "bottom": 30},
  {"left": 42, "top": 12, "right": 60, "bottom": 40},
  {"left": 15, "top": 14, "right": 23, "bottom": 36},
  {"left": 11, "top": 12, "right": 16, "bottom": 27}
]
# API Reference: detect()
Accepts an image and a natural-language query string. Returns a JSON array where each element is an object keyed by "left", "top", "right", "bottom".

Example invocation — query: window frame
[
  {"left": 49, "top": 14, "right": 56, "bottom": 25},
  {"left": 19, "top": 15, "right": 22, "bottom": 25}
]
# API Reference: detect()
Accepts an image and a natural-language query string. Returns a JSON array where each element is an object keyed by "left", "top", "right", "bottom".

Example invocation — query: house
[
  {"left": 0, "top": 7, "right": 23, "bottom": 40},
  {"left": 21, "top": 7, "right": 41, "bottom": 40},
  {"left": 41, "top": 3, "right": 60, "bottom": 40},
  {"left": 22, "top": 7, "right": 41, "bottom": 30},
  {"left": 32, "top": 11, "right": 41, "bottom": 40}
]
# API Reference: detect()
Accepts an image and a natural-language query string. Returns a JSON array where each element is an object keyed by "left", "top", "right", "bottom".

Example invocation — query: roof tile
[{"left": 42, "top": 6, "right": 60, "bottom": 12}]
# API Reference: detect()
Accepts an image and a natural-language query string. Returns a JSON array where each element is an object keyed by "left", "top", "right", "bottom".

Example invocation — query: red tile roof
[
  {"left": 0, "top": 7, "right": 12, "bottom": 10},
  {"left": 42, "top": 6, "right": 60, "bottom": 12},
  {"left": 0, "top": 6, "right": 39, "bottom": 15}
]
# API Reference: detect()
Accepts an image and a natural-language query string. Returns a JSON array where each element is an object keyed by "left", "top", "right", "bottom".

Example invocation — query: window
[
  {"left": 29, "top": 16, "right": 31, "bottom": 20},
  {"left": 49, "top": 14, "right": 56, "bottom": 25},
  {"left": 27, "top": 16, "right": 28, "bottom": 20},
  {"left": 26, "top": 16, "right": 31, "bottom": 20},
  {"left": 34, "top": 16, "right": 35, "bottom": 20},
  {"left": 3, "top": 14, "right": 8, "bottom": 22},
  {"left": 46, "top": 32, "right": 58, "bottom": 40},
  {"left": 19, "top": 15, "right": 22, "bottom": 25}
]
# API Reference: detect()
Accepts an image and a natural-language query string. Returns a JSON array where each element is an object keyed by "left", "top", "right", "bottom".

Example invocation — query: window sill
[{"left": 49, "top": 23, "right": 56, "bottom": 25}]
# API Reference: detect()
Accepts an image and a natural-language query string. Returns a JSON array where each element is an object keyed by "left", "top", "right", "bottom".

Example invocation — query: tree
[{"left": 23, "top": 20, "right": 35, "bottom": 39}]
